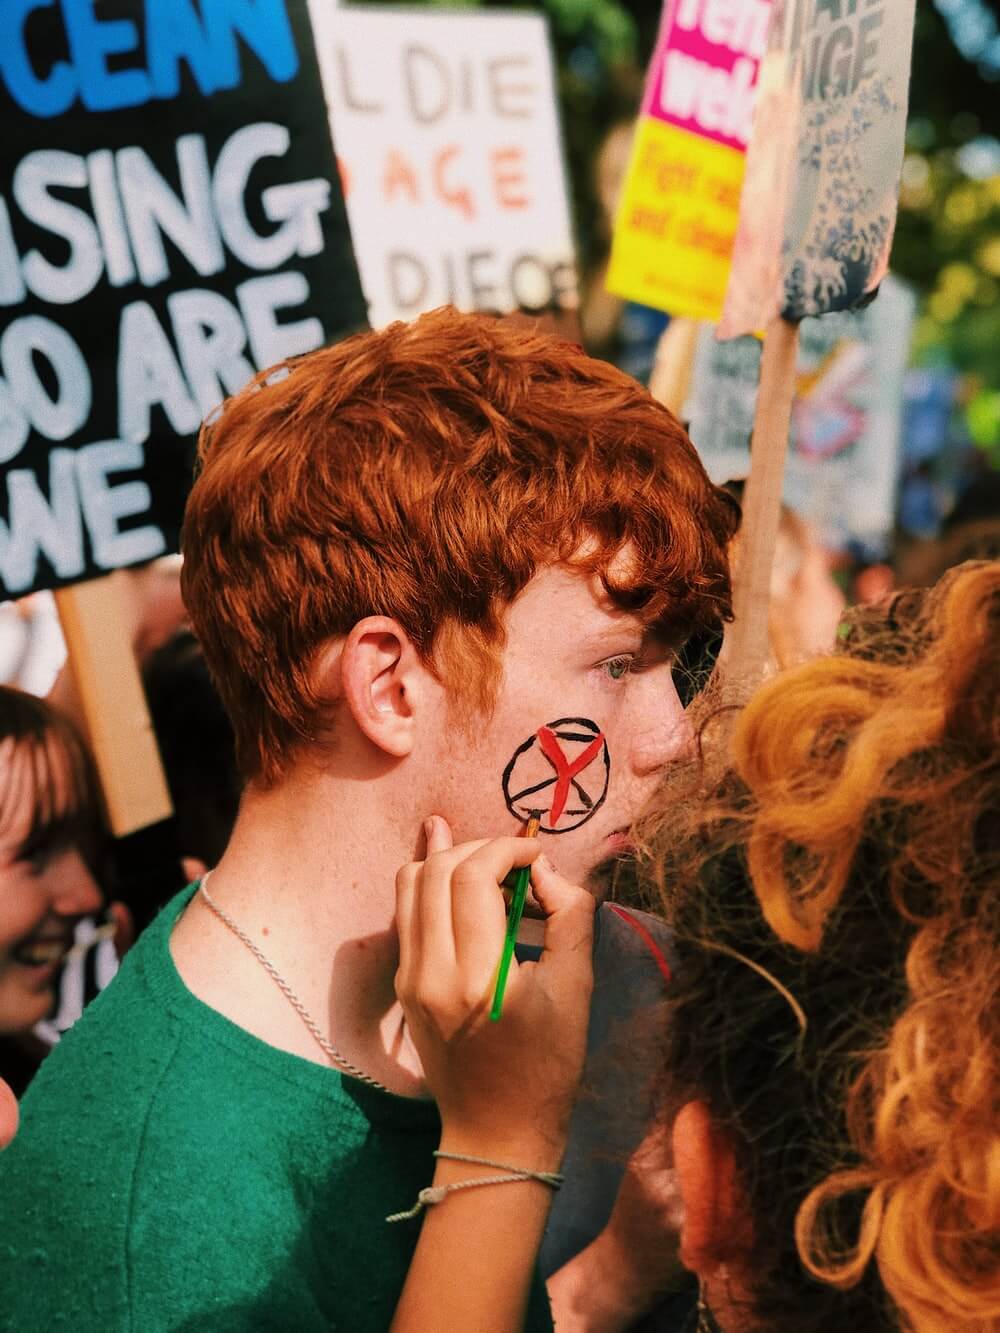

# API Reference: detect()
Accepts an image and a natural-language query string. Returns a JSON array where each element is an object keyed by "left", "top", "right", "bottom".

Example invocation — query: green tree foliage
[{"left": 893, "top": 1, "right": 1000, "bottom": 389}]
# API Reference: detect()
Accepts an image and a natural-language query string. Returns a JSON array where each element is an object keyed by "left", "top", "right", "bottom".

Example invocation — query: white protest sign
[{"left": 307, "top": 4, "right": 579, "bottom": 326}]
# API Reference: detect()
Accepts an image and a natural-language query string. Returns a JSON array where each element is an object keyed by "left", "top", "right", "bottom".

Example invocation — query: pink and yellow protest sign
[{"left": 607, "top": 0, "right": 772, "bottom": 322}]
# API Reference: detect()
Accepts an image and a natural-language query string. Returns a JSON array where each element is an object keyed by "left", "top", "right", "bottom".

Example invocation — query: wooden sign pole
[
  {"left": 721, "top": 315, "right": 800, "bottom": 692},
  {"left": 649, "top": 317, "right": 700, "bottom": 418},
  {"left": 54, "top": 572, "right": 172, "bottom": 838}
]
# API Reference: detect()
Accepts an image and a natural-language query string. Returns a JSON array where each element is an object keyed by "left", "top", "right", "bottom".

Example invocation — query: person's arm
[
  {"left": 390, "top": 817, "right": 595, "bottom": 1333},
  {"left": 546, "top": 1122, "right": 687, "bottom": 1332},
  {"left": 394, "top": 1134, "right": 566, "bottom": 1333}
]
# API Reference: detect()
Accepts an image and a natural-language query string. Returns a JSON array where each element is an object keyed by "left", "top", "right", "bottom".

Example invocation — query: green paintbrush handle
[{"left": 490, "top": 862, "right": 531, "bottom": 1021}]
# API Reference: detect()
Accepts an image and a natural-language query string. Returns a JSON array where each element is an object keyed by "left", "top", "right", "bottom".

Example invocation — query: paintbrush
[{"left": 490, "top": 811, "right": 541, "bottom": 1022}]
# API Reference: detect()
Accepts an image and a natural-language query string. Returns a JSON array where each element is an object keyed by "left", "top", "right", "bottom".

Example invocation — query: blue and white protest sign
[{"left": 0, "top": 0, "right": 366, "bottom": 598}]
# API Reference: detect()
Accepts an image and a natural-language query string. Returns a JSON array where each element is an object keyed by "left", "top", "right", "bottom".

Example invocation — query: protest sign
[
  {"left": 0, "top": 0, "right": 367, "bottom": 602},
  {"left": 686, "top": 277, "right": 916, "bottom": 553},
  {"left": 1, "top": 1, "right": 367, "bottom": 835},
  {"left": 606, "top": 0, "right": 773, "bottom": 322},
  {"left": 719, "top": 0, "right": 917, "bottom": 337},
  {"left": 716, "top": 0, "right": 916, "bottom": 686},
  {"left": 306, "top": 3, "right": 578, "bottom": 328},
  {"left": 786, "top": 280, "right": 916, "bottom": 554},
  {"left": 685, "top": 325, "right": 761, "bottom": 460}
]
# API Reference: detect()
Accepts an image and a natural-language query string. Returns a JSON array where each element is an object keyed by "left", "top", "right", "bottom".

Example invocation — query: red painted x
[{"left": 536, "top": 726, "right": 605, "bottom": 825}]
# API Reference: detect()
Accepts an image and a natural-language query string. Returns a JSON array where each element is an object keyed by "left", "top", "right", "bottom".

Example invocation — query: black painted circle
[{"left": 501, "top": 717, "right": 611, "bottom": 834}]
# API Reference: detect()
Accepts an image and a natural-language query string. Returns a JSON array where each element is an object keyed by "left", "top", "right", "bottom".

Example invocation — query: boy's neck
[{"left": 170, "top": 767, "right": 430, "bottom": 1098}]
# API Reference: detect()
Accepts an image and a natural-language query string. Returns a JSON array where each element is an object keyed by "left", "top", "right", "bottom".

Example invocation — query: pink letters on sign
[{"left": 645, "top": 0, "right": 772, "bottom": 152}]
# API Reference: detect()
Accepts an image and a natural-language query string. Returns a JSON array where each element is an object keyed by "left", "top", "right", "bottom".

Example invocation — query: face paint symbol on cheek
[{"left": 502, "top": 718, "right": 611, "bottom": 834}]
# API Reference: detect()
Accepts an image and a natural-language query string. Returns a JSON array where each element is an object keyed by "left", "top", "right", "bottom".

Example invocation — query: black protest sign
[{"left": 0, "top": 0, "right": 367, "bottom": 599}]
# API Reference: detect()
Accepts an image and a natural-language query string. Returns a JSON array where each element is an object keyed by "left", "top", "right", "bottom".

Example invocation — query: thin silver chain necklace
[{"left": 198, "top": 871, "right": 391, "bottom": 1093}]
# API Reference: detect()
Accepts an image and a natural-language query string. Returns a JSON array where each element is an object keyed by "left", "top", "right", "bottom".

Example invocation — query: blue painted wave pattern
[{"left": 782, "top": 74, "right": 901, "bottom": 320}]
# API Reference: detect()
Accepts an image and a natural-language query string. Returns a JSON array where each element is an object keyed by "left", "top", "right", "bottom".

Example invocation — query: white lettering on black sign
[{"left": 0, "top": 0, "right": 365, "bottom": 597}]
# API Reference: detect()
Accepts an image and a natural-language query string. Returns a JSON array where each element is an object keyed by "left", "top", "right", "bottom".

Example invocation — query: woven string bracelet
[{"left": 386, "top": 1150, "right": 564, "bottom": 1224}]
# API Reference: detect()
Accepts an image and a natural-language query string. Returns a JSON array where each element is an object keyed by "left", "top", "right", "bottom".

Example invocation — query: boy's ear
[
  {"left": 331, "top": 617, "right": 420, "bottom": 758},
  {"left": 672, "top": 1100, "right": 748, "bottom": 1276}
]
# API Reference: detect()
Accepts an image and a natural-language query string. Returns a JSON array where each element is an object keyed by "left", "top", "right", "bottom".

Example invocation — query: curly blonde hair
[{"left": 648, "top": 561, "right": 999, "bottom": 1332}]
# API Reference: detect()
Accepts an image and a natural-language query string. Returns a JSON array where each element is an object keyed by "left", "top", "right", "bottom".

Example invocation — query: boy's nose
[{"left": 631, "top": 707, "right": 696, "bottom": 775}]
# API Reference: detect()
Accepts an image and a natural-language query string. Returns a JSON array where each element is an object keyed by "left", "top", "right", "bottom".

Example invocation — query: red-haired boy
[{"left": 0, "top": 310, "right": 737, "bottom": 1329}]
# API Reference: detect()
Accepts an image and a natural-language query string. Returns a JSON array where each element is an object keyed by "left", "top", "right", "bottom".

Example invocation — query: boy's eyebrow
[
  {"left": 579, "top": 615, "right": 694, "bottom": 655},
  {"left": 581, "top": 618, "right": 646, "bottom": 647}
]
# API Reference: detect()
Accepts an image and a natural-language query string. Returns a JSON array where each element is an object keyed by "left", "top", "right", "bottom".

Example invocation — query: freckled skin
[{"left": 424, "top": 564, "right": 695, "bottom": 890}]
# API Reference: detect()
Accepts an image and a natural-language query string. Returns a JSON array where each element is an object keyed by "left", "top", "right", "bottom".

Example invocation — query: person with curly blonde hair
[{"left": 639, "top": 557, "right": 998, "bottom": 1332}]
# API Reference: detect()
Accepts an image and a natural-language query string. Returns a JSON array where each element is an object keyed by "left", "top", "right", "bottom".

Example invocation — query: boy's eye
[{"left": 601, "top": 655, "right": 633, "bottom": 681}]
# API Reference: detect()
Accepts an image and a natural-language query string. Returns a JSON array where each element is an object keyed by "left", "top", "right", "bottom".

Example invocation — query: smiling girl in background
[{"left": 0, "top": 687, "right": 104, "bottom": 1146}]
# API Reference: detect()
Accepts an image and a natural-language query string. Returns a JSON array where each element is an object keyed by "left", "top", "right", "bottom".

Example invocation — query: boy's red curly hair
[{"left": 181, "top": 308, "right": 739, "bottom": 785}]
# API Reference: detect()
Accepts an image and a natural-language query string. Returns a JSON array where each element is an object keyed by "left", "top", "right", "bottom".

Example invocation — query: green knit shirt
[{"left": 0, "top": 886, "right": 553, "bottom": 1331}]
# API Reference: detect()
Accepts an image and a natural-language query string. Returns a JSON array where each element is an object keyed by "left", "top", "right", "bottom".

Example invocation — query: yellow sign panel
[{"left": 607, "top": 118, "right": 746, "bottom": 323}]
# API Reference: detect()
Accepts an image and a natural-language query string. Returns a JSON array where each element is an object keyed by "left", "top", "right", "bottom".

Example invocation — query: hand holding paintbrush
[
  {"left": 392, "top": 821, "right": 595, "bottom": 1333},
  {"left": 491, "top": 811, "right": 542, "bottom": 1021},
  {"left": 394, "top": 815, "right": 594, "bottom": 1157}
]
